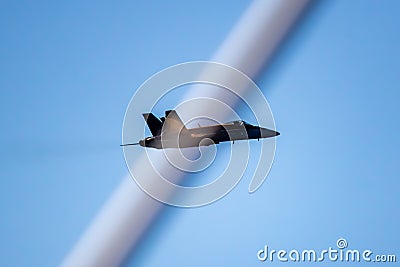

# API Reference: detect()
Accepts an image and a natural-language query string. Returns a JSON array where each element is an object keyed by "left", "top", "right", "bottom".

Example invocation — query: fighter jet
[{"left": 121, "top": 110, "right": 280, "bottom": 149}]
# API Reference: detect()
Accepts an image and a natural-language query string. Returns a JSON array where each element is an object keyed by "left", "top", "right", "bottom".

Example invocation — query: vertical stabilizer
[
  {"left": 162, "top": 110, "right": 187, "bottom": 134},
  {"left": 142, "top": 113, "right": 163, "bottom": 136}
]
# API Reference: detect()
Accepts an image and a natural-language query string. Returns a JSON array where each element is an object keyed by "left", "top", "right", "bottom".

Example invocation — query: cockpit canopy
[{"left": 227, "top": 120, "right": 252, "bottom": 126}]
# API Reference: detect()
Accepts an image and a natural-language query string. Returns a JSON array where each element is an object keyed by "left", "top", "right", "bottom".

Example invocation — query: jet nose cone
[{"left": 260, "top": 128, "right": 280, "bottom": 138}]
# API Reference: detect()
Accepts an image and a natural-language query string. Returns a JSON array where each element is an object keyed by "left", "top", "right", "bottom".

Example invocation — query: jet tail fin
[
  {"left": 162, "top": 110, "right": 187, "bottom": 134},
  {"left": 143, "top": 113, "right": 163, "bottom": 136}
]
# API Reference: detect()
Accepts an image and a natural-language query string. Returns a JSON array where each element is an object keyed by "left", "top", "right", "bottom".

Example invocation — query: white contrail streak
[{"left": 61, "top": 0, "right": 311, "bottom": 266}]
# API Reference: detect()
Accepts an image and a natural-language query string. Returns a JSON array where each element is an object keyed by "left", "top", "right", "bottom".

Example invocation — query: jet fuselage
[{"left": 139, "top": 121, "right": 279, "bottom": 149}]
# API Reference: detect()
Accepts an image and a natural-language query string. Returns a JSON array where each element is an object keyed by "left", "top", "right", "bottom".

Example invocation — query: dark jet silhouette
[{"left": 121, "top": 110, "right": 280, "bottom": 149}]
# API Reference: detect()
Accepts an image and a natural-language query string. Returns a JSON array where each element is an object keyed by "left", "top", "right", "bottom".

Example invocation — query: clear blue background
[{"left": 0, "top": 0, "right": 398, "bottom": 266}]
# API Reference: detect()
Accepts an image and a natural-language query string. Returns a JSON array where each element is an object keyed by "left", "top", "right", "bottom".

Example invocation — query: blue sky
[{"left": 1, "top": 0, "right": 399, "bottom": 266}]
